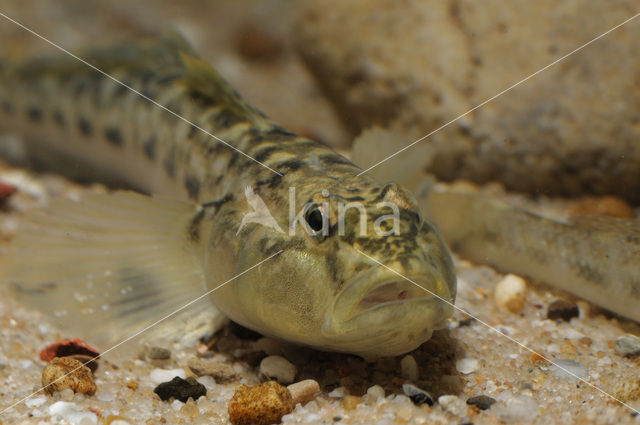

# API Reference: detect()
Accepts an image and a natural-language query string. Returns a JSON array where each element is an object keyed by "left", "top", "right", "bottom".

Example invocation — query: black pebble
[
  {"left": 547, "top": 299, "right": 579, "bottom": 322},
  {"left": 466, "top": 394, "right": 496, "bottom": 410},
  {"left": 402, "top": 383, "right": 434, "bottom": 406},
  {"left": 153, "top": 376, "right": 206, "bottom": 402}
]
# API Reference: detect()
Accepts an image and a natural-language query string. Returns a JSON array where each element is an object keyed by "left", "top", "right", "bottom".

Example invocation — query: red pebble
[
  {"left": 0, "top": 181, "right": 16, "bottom": 199},
  {"left": 40, "top": 338, "right": 100, "bottom": 362}
]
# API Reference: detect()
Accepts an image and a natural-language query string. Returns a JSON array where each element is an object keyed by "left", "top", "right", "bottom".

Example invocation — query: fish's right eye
[{"left": 305, "top": 205, "right": 324, "bottom": 233}]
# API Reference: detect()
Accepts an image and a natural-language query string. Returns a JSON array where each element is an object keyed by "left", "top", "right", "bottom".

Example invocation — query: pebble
[
  {"left": 153, "top": 376, "right": 207, "bottom": 402},
  {"left": 438, "top": 395, "right": 467, "bottom": 416},
  {"left": 228, "top": 381, "right": 293, "bottom": 425},
  {"left": 614, "top": 334, "right": 640, "bottom": 356},
  {"left": 342, "top": 395, "right": 361, "bottom": 410},
  {"left": 42, "top": 357, "right": 96, "bottom": 396},
  {"left": 0, "top": 181, "right": 16, "bottom": 200},
  {"left": 547, "top": 299, "right": 580, "bottom": 322},
  {"left": 400, "top": 355, "right": 419, "bottom": 381},
  {"left": 24, "top": 395, "right": 47, "bottom": 408},
  {"left": 287, "top": 379, "right": 319, "bottom": 405},
  {"left": 104, "top": 416, "right": 132, "bottom": 425},
  {"left": 148, "top": 346, "right": 171, "bottom": 360},
  {"left": 171, "top": 399, "right": 184, "bottom": 411},
  {"left": 187, "top": 358, "right": 237, "bottom": 382},
  {"left": 402, "top": 383, "right": 434, "bottom": 406},
  {"left": 551, "top": 358, "right": 587, "bottom": 379},
  {"left": 40, "top": 338, "right": 100, "bottom": 362},
  {"left": 59, "top": 388, "right": 75, "bottom": 401},
  {"left": 48, "top": 401, "right": 98, "bottom": 425},
  {"left": 366, "top": 384, "right": 385, "bottom": 400},
  {"left": 149, "top": 368, "right": 186, "bottom": 384},
  {"left": 502, "top": 395, "right": 539, "bottom": 419},
  {"left": 180, "top": 398, "right": 200, "bottom": 419},
  {"left": 467, "top": 395, "right": 496, "bottom": 410},
  {"left": 456, "top": 357, "right": 479, "bottom": 375},
  {"left": 259, "top": 355, "right": 297, "bottom": 384},
  {"left": 494, "top": 274, "right": 527, "bottom": 314},
  {"left": 66, "top": 354, "right": 99, "bottom": 373},
  {"left": 328, "top": 386, "right": 347, "bottom": 398}
]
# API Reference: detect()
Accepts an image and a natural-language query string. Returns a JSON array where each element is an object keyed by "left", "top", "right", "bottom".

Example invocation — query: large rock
[{"left": 295, "top": 0, "right": 640, "bottom": 201}]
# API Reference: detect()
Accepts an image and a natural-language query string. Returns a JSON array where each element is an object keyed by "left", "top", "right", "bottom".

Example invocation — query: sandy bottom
[{"left": 1, "top": 161, "right": 640, "bottom": 425}]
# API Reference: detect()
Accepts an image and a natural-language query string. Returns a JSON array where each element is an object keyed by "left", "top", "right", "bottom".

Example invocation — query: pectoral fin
[{"left": 1, "top": 191, "right": 226, "bottom": 349}]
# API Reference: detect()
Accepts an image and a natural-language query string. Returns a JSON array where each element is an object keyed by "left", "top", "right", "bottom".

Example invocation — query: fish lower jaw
[{"left": 321, "top": 296, "right": 453, "bottom": 357}]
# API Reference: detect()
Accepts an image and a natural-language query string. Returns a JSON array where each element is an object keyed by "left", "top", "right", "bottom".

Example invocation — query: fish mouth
[
  {"left": 352, "top": 279, "right": 436, "bottom": 315},
  {"left": 331, "top": 268, "right": 453, "bottom": 323},
  {"left": 321, "top": 269, "right": 454, "bottom": 356}
]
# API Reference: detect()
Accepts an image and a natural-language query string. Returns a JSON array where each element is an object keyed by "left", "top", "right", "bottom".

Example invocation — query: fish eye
[{"left": 305, "top": 205, "right": 325, "bottom": 233}]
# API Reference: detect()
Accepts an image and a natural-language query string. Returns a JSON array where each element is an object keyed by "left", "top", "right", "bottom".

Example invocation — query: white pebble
[
  {"left": 49, "top": 401, "right": 77, "bottom": 416},
  {"left": 502, "top": 395, "right": 539, "bottom": 419},
  {"left": 149, "top": 368, "right": 186, "bottom": 384},
  {"left": 48, "top": 401, "right": 98, "bottom": 425},
  {"left": 110, "top": 420, "right": 131, "bottom": 425},
  {"left": 328, "top": 386, "right": 347, "bottom": 398},
  {"left": 559, "top": 328, "right": 584, "bottom": 340},
  {"left": 171, "top": 399, "right": 184, "bottom": 411},
  {"left": 400, "top": 355, "right": 419, "bottom": 381},
  {"left": 366, "top": 384, "right": 385, "bottom": 400},
  {"left": 60, "top": 388, "right": 75, "bottom": 401},
  {"left": 197, "top": 375, "right": 217, "bottom": 391},
  {"left": 259, "top": 355, "right": 297, "bottom": 384},
  {"left": 456, "top": 357, "right": 479, "bottom": 374},
  {"left": 438, "top": 395, "right": 466, "bottom": 416},
  {"left": 494, "top": 274, "right": 527, "bottom": 314},
  {"left": 25, "top": 395, "right": 47, "bottom": 408}
]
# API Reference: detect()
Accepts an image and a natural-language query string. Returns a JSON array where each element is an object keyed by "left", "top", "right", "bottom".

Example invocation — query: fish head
[{"left": 209, "top": 178, "right": 456, "bottom": 357}]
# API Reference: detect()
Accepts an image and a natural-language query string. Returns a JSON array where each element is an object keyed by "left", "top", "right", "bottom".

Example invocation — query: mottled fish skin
[{"left": 0, "top": 37, "right": 456, "bottom": 357}]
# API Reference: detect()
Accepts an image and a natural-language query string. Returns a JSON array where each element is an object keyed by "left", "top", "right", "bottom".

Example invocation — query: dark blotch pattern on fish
[
  {"left": 276, "top": 159, "right": 304, "bottom": 172},
  {"left": 163, "top": 146, "right": 176, "bottom": 178},
  {"left": 184, "top": 174, "right": 201, "bottom": 200},
  {"left": 105, "top": 127, "right": 123, "bottom": 147},
  {"left": 213, "top": 109, "right": 243, "bottom": 129},
  {"left": 27, "top": 106, "right": 43, "bottom": 122},
  {"left": 78, "top": 117, "right": 93, "bottom": 137},
  {"left": 319, "top": 154, "right": 355, "bottom": 167},
  {"left": 143, "top": 137, "right": 157, "bottom": 160}
]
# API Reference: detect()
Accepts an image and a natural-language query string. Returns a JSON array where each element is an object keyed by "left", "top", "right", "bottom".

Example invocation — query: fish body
[
  {"left": 421, "top": 187, "right": 640, "bottom": 323},
  {"left": 0, "top": 37, "right": 456, "bottom": 357}
]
